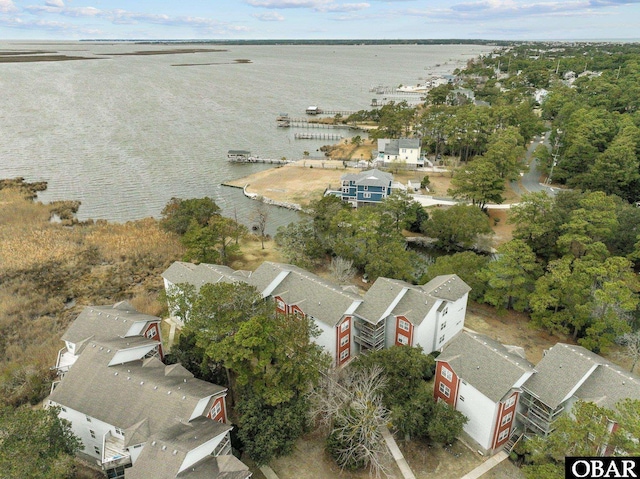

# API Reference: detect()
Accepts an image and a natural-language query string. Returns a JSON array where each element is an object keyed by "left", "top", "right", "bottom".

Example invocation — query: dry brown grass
[
  {"left": 230, "top": 235, "right": 284, "bottom": 271},
  {"left": 0, "top": 181, "right": 184, "bottom": 406}
]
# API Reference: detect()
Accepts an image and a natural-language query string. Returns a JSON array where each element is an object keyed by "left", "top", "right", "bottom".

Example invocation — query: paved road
[{"left": 512, "top": 130, "right": 557, "bottom": 197}]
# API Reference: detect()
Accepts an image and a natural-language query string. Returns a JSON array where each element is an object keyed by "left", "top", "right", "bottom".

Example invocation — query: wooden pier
[
  {"left": 294, "top": 133, "right": 343, "bottom": 141},
  {"left": 305, "top": 107, "right": 357, "bottom": 116},
  {"left": 227, "top": 150, "right": 292, "bottom": 164}
]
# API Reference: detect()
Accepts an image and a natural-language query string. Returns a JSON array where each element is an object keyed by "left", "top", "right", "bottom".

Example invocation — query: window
[
  {"left": 397, "top": 335, "right": 408, "bottom": 345},
  {"left": 114, "top": 428, "right": 123, "bottom": 436},
  {"left": 363, "top": 185, "right": 368, "bottom": 191},
  {"left": 505, "top": 396, "right": 516, "bottom": 409},
  {"left": 211, "top": 402, "right": 222, "bottom": 418},
  {"left": 498, "top": 429, "right": 509, "bottom": 443},
  {"left": 439, "top": 335, "right": 445, "bottom": 344},
  {"left": 90, "top": 430, "right": 96, "bottom": 439},
  {"left": 276, "top": 299, "right": 285, "bottom": 310},
  {"left": 340, "top": 349, "right": 349, "bottom": 361},
  {"left": 442, "top": 307, "right": 448, "bottom": 316},
  {"left": 363, "top": 192, "right": 371, "bottom": 199},
  {"left": 340, "top": 320, "right": 349, "bottom": 332},
  {"left": 501, "top": 412, "right": 513, "bottom": 426},
  {"left": 342, "top": 187, "right": 349, "bottom": 194},
  {"left": 145, "top": 325, "right": 157, "bottom": 339},
  {"left": 440, "top": 321, "right": 447, "bottom": 331},
  {"left": 340, "top": 335, "right": 349, "bottom": 347},
  {"left": 441, "top": 366, "right": 453, "bottom": 381},
  {"left": 86, "top": 416, "right": 92, "bottom": 422},
  {"left": 588, "top": 432, "right": 596, "bottom": 442},
  {"left": 293, "top": 309, "right": 303, "bottom": 319},
  {"left": 438, "top": 382, "right": 451, "bottom": 398},
  {"left": 459, "top": 396, "right": 465, "bottom": 402},
  {"left": 398, "top": 319, "right": 410, "bottom": 332},
  {"left": 61, "top": 407, "right": 67, "bottom": 413},
  {"left": 94, "top": 446, "right": 100, "bottom": 455}
]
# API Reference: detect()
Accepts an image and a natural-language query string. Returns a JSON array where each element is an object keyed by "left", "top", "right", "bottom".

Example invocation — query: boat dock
[
  {"left": 227, "top": 150, "right": 292, "bottom": 164},
  {"left": 305, "top": 106, "right": 357, "bottom": 116},
  {"left": 294, "top": 133, "right": 343, "bottom": 140}
]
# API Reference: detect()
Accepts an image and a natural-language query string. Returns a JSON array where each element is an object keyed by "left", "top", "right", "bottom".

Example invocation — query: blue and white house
[{"left": 340, "top": 169, "right": 393, "bottom": 207}]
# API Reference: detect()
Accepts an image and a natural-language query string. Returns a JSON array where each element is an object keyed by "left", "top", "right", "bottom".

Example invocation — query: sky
[{"left": 1, "top": 0, "right": 640, "bottom": 41}]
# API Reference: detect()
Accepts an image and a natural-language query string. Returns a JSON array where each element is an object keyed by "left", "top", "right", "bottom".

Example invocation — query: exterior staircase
[{"left": 504, "top": 428, "right": 524, "bottom": 454}]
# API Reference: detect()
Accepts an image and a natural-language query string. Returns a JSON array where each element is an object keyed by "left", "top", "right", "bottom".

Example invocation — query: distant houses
[
  {"left": 376, "top": 138, "right": 423, "bottom": 168},
  {"left": 47, "top": 301, "right": 250, "bottom": 479},
  {"left": 161, "top": 261, "right": 471, "bottom": 367},
  {"left": 340, "top": 168, "right": 393, "bottom": 207},
  {"left": 435, "top": 331, "right": 640, "bottom": 456}
]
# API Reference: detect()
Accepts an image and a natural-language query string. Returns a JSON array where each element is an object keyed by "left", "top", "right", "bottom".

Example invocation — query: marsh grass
[{"left": 0, "top": 179, "right": 184, "bottom": 406}]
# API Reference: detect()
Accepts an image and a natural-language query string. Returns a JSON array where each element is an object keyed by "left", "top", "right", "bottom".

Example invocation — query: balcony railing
[
  {"left": 102, "top": 432, "right": 131, "bottom": 470},
  {"left": 212, "top": 434, "right": 231, "bottom": 457}
]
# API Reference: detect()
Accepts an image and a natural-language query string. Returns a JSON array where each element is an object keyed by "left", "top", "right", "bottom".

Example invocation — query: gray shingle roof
[
  {"left": 356, "top": 275, "right": 469, "bottom": 326},
  {"left": 61, "top": 301, "right": 159, "bottom": 346},
  {"left": 341, "top": 169, "right": 393, "bottom": 188},
  {"left": 382, "top": 138, "right": 420, "bottom": 155},
  {"left": 422, "top": 275, "right": 472, "bottom": 302},
  {"left": 248, "top": 262, "right": 362, "bottom": 327},
  {"left": 162, "top": 262, "right": 246, "bottom": 291},
  {"left": 49, "top": 344, "right": 226, "bottom": 438},
  {"left": 523, "top": 343, "right": 640, "bottom": 409},
  {"left": 437, "top": 331, "right": 534, "bottom": 402},
  {"left": 126, "top": 418, "right": 242, "bottom": 479}
]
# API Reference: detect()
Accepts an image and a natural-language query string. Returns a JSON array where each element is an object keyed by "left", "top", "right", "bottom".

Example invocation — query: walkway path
[
  {"left": 380, "top": 426, "right": 417, "bottom": 479},
  {"left": 164, "top": 317, "right": 178, "bottom": 350},
  {"left": 459, "top": 450, "right": 509, "bottom": 479}
]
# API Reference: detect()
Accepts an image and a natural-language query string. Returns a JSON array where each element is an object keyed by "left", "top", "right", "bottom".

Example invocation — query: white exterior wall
[
  {"left": 50, "top": 401, "right": 115, "bottom": 462},
  {"left": 433, "top": 294, "right": 467, "bottom": 351},
  {"left": 383, "top": 315, "right": 395, "bottom": 348},
  {"left": 190, "top": 396, "right": 214, "bottom": 421},
  {"left": 313, "top": 320, "right": 336, "bottom": 362},
  {"left": 400, "top": 148, "right": 420, "bottom": 165},
  {"left": 178, "top": 433, "right": 227, "bottom": 473},
  {"left": 414, "top": 306, "right": 438, "bottom": 353},
  {"left": 455, "top": 381, "right": 498, "bottom": 450}
]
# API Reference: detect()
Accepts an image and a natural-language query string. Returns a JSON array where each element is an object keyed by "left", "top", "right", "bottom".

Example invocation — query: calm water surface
[{"left": 0, "top": 42, "right": 491, "bottom": 232}]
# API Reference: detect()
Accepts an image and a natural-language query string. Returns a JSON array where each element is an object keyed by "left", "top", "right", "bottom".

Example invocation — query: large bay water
[{"left": 0, "top": 42, "right": 491, "bottom": 232}]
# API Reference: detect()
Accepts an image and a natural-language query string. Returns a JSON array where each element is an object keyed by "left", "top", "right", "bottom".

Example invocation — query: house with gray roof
[
  {"left": 162, "top": 262, "right": 250, "bottom": 326},
  {"left": 434, "top": 331, "right": 535, "bottom": 455},
  {"left": 519, "top": 343, "right": 640, "bottom": 442},
  {"left": 161, "top": 261, "right": 471, "bottom": 368},
  {"left": 47, "top": 302, "right": 249, "bottom": 479},
  {"left": 435, "top": 335, "right": 640, "bottom": 456},
  {"left": 247, "top": 261, "right": 363, "bottom": 367},
  {"left": 354, "top": 275, "right": 471, "bottom": 355},
  {"left": 54, "top": 301, "right": 164, "bottom": 375},
  {"left": 376, "top": 138, "right": 423, "bottom": 168},
  {"left": 340, "top": 169, "right": 393, "bottom": 208}
]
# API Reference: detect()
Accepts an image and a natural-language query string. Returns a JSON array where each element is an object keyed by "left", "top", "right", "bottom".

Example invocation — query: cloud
[
  {"left": 321, "top": 3, "right": 370, "bottom": 12},
  {"left": 21, "top": 3, "right": 249, "bottom": 35},
  {"left": 247, "top": 0, "right": 334, "bottom": 7},
  {"left": 253, "top": 11, "right": 286, "bottom": 20},
  {"left": 45, "top": 0, "right": 64, "bottom": 7},
  {"left": 0, "top": 0, "right": 17, "bottom": 13},
  {"left": 246, "top": 0, "right": 369, "bottom": 11},
  {"left": 399, "top": 0, "right": 640, "bottom": 22}
]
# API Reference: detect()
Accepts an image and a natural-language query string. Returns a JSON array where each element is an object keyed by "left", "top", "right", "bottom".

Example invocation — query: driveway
[{"left": 512, "top": 131, "right": 557, "bottom": 197}]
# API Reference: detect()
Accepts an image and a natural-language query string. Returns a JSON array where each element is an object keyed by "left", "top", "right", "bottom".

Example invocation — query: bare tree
[
  {"left": 329, "top": 256, "right": 356, "bottom": 284},
  {"left": 251, "top": 197, "right": 269, "bottom": 250},
  {"left": 310, "top": 366, "right": 392, "bottom": 478},
  {"left": 617, "top": 330, "right": 640, "bottom": 372}
]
